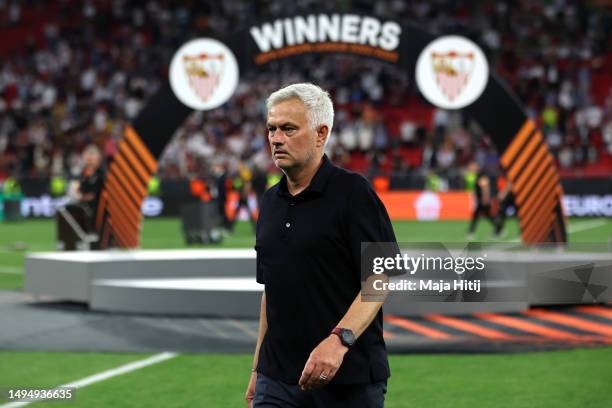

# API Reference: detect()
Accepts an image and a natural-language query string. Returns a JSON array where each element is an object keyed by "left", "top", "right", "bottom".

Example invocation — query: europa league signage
[{"left": 97, "top": 13, "right": 566, "bottom": 248}]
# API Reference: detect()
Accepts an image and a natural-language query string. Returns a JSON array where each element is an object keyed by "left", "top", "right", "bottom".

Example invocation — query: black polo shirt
[
  {"left": 255, "top": 154, "right": 396, "bottom": 385},
  {"left": 79, "top": 166, "right": 105, "bottom": 211}
]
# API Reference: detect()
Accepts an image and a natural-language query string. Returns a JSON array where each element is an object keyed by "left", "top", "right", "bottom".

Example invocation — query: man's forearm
[
  {"left": 252, "top": 292, "right": 267, "bottom": 370},
  {"left": 297, "top": 289, "right": 386, "bottom": 389},
  {"left": 336, "top": 290, "right": 387, "bottom": 339},
  {"left": 298, "top": 280, "right": 389, "bottom": 389}
]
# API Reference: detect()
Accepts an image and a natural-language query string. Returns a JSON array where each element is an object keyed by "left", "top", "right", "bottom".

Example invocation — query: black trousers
[
  {"left": 232, "top": 197, "right": 257, "bottom": 231},
  {"left": 65, "top": 202, "right": 96, "bottom": 233},
  {"left": 253, "top": 374, "right": 387, "bottom": 408},
  {"left": 495, "top": 194, "right": 514, "bottom": 232},
  {"left": 468, "top": 203, "right": 500, "bottom": 234}
]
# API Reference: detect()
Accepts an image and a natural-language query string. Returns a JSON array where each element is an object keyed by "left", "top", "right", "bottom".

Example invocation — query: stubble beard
[{"left": 276, "top": 148, "right": 317, "bottom": 179}]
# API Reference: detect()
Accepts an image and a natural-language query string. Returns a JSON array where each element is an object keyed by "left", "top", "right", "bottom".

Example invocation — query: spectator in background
[
  {"left": 212, "top": 162, "right": 231, "bottom": 231},
  {"left": 251, "top": 163, "right": 268, "bottom": 211},
  {"left": 495, "top": 176, "right": 514, "bottom": 238},
  {"left": 232, "top": 161, "right": 256, "bottom": 232},
  {"left": 466, "top": 162, "right": 501, "bottom": 240},
  {"left": 0, "top": 0, "right": 610, "bottom": 186},
  {"left": 68, "top": 144, "right": 105, "bottom": 233}
]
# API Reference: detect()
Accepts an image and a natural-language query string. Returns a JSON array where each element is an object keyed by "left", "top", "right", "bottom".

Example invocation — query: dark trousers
[
  {"left": 468, "top": 203, "right": 500, "bottom": 234},
  {"left": 217, "top": 196, "right": 231, "bottom": 229},
  {"left": 494, "top": 194, "right": 514, "bottom": 233},
  {"left": 65, "top": 202, "right": 96, "bottom": 233},
  {"left": 233, "top": 197, "right": 257, "bottom": 232},
  {"left": 253, "top": 374, "right": 387, "bottom": 408}
]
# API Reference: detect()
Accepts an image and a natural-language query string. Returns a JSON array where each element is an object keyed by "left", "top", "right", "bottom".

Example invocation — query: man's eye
[{"left": 284, "top": 128, "right": 295, "bottom": 134}]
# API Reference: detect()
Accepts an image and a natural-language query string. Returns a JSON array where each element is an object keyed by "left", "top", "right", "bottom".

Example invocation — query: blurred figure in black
[
  {"left": 251, "top": 163, "right": 268, "bottom": 211},
  {"left": 495, "top": 175, "right": 514, "bottom": 238},
  {"left": 232, "top": 162, "right": 257, "bottom": 233},
  {"left": 72, "top": 145, "right": 105, "bottom": 232},
  {"left": 466, "top": 162, "right": 501, "bottom": 240},
  {"left": 212, "top": 162, "right": 232, "bottom": 231}
]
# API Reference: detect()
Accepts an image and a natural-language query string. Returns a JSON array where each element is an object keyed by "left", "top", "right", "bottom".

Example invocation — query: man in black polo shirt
[{"left": 245, "top": 83, "right": 396, "bottom": 407}]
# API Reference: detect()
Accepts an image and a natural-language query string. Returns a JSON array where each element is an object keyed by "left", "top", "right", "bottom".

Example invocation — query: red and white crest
[
  {"left": 183, "top": 53, "right": 225, "bottom": 102},
  {"left": 416, "top": 36, "right": 488, "bottom": 110},
  {"left": 170, "top": 38, "right": 239, "bottom": 110},
  {"left": 431, "top": 51, "right": 475, "bottom": 102}
]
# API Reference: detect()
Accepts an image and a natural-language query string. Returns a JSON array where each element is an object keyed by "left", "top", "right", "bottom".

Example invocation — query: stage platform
[
  {"left": 25, "top": 249, "right": 255, "bottom": 303},
  {"left": 24, "top": 249, "right": 612, "bottom": 317}
]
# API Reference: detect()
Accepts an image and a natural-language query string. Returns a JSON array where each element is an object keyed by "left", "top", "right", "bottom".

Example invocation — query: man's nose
[{"left": 269, "top": 130, "right": 284, "bottom": 145}]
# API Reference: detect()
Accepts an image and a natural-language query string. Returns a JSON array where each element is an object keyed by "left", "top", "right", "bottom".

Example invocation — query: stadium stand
[{"left": 0, "top": 0, "right": 610, "bottom": 191}]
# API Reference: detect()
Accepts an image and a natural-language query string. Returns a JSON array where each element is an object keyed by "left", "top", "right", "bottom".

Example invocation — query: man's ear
[{"left": 316, "top": 125, "right": 329, "bottom": 147}]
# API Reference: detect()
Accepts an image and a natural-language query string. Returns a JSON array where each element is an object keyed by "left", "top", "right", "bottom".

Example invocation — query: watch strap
[{"left": 331, "top": 326, "right": 354, "bottom": 347}]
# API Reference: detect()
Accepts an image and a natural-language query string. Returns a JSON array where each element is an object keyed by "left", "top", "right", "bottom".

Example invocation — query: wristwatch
[{"left": 331, "top": 327, "right": 355, "bottom": 348}]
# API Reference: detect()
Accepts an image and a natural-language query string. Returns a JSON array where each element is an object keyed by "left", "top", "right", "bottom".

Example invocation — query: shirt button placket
[{"left": 285, "top": 201, "right": 295, "bottom": 231}]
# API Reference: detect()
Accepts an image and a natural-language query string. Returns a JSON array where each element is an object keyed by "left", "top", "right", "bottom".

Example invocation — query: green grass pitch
[
  {"left": 1, "top": 348, "right": 611, "bottom": 407},
  {"left": 0, "top": 217, "right": 611, "bottom": 407},
  {"left": 1, "top": 217, "right": 609, "bottom": 290}
]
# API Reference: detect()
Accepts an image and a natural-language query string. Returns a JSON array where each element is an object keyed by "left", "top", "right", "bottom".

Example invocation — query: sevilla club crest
[
  {"left": 183, "top": 53, "right": 225, "bottom": 102},
  {"left": 416, "top": 36, "right": 488, "bottom": 110},
  {"left": 170, "top": 38, "right": 239, "bottom": 111},
  {"left": 431, "top": 51, "right": 474, "bottom": 102}
]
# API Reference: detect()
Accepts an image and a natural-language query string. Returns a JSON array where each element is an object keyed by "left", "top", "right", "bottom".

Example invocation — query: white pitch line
[
  {"left": 566, "top": 219, "right": 609, "bottom": 234},
  {"left": 499, "top": 219, "right": 610, "bottom": 243},
  {"left": 0, "top": 352, "right": 178, "bottom": 408},
  {"left": 0, "top": 266, "right": 21, "bottom": 275}
]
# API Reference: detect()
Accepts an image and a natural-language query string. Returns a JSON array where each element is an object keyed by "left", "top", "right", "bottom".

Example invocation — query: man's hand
[
  {"left": 245, "top": 371, "right": 257, "bottom": 407},
  {"left": 299, "top": 334, "right": 348, "bottom": 391}
]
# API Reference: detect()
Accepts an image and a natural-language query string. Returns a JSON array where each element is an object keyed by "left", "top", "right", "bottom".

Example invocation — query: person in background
[
  {"left": 251, "top": 164, "right": 269, "bottom": 211},
  {"left": 73, "top": 144, "right": 105, "bottom": 232},
  {"left": 466, "top": 162, "right": 501, "bottom": 240},
  {"left": 495, "top": 175, "right": 514, "bottom": 238},
  {"left": 213, "top": 162, "right": 231, "bottom": 231},
  {"left": 233, "top": 162, "right": 257, "bottom": 232}
]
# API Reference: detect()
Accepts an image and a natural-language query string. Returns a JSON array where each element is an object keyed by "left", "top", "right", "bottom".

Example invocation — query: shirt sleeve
[
  {"left": 256, "top": 250, "right": 265, "bottom": 284},
  {"left": 255, "top": 191, "right": 266, "bottom": 284},
  {"left": 344, "top": 175, "right": 398, "bottom": 281}
]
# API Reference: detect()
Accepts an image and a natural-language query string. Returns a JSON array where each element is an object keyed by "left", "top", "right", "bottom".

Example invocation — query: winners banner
[{"left": 96, "top": 12, "right": 567, "bottom": 248}]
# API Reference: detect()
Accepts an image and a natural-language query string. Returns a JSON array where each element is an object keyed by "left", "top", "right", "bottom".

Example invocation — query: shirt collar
[{"left": 277, "top": 154, "right": 334, "bottom": 198}]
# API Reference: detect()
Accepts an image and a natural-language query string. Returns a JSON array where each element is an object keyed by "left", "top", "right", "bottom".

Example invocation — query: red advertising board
[{"left": 377, "top": 191, "right": 474, "bottom": 220}]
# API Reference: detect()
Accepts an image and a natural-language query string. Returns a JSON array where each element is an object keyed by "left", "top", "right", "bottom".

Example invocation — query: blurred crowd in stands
[{"left": 0, "top": 0, "right": 610, "bottom": 192}]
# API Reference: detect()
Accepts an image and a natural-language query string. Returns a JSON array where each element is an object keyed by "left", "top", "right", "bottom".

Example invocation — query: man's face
[
  {"left": 84, "top": 150, "right": 101, "bottom": 168},
  {"left": 266, "top": 98, "right": 326, "bottom": 171}
]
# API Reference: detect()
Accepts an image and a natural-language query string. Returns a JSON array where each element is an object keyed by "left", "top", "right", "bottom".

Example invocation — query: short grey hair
[
  {"left": 266, "top": 83, "right": 334, "bottom": 138},
  {"left": 83, "top": 144, "right": 101, "bottom": 157}
]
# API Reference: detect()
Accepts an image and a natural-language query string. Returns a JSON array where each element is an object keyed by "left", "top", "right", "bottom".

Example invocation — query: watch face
[{"left": 341, "top": 329, "right": 355, "bottom": 346}]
